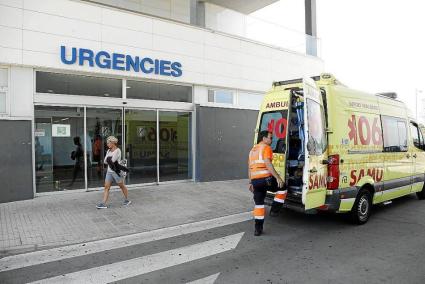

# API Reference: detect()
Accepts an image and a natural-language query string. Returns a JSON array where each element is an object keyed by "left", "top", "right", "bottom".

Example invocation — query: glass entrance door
[
  {"left": 125, "top": 109, "right": 157, "bottom": 184},
  {"left": 159, "top": 111, "right": 192, "bottom": 182},
  {"left": 35, "top": 106, "right": 84, "bottom": 192},
  {"left": 86, "top": 108, "right": 123, "bottom": 188}
]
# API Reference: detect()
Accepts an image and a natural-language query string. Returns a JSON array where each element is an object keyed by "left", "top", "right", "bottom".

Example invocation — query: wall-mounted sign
[
  {"left": 60, "top": 46, "right": 182, "bottom": 77},
  {"left": 52, "top": 124, "right": 71, "bottom": 137},
  {"left": 35, "top": 129, "right": 46, "bottom": 137}
]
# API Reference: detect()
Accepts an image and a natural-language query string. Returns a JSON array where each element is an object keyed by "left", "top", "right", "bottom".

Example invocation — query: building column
[
  {"left": 305, "top": 0, "right": 317, "bottom": 56},
  {"left": 190, "top": 0, "right": 205, "bottom": 28}
]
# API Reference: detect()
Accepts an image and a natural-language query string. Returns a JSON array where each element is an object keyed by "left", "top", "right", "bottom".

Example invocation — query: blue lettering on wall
[
  {"left": 61, "top": 46, "right": 77, "bottom": 65},
  {"left": 60, "top": 46, "right": 183, "bottom": 77},
  {"left": 95, "top": 51, "right": 111, "bottom": 69}
]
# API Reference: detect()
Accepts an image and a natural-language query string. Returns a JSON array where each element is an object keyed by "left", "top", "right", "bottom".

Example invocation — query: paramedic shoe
[
  {"left": 96, "top": 203, "right": 108, "bottom": 209},
  {"left": 254, "top": 229, "right": 262, "bottom": 236},
  {"left": 269, "top": 210, "right": 279, "bottom": 217},
  {"left": 123, "top": 200, "right": 132, "bottom": 206}
]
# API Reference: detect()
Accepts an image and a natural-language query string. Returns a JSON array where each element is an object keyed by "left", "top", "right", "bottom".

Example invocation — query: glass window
[
  {"left": 259, "top": 110, "right": 288, "bottom": 153},
  {"left": 238, "top": 92, "right": 263, "bottom": 108},
  {"left": 410, "top": 123, "right": 424, "bottom": 150},
  {"left": 36, "top": 71, "right": 122, "bottom": 98},
  {"left": 34, "top": 106, "right": 85, "bottom": 192},
  {"left": 382, "top": 116, "right": 408, "bottom": 152},
  {"left": 411, "top": 123, "right": 420, "bottom": 148},
  {"left": 125, "top": 109, "right": 158, "bottom": 184},
  {"left": 208, "top": 89, "right": 234, "bottom": 104},
  {"left": 126, "top": 80, "right": 192, "bottom": 102},
  {"left": 86, "top": 108, "right": 123, "bottom": 188},
  {"left": 0, "top": 68, "right": 7, "bottom": 113},
  {"left": 306, "top": 99, "right": 327, "bottom": 155},
  {"left": 159, "top": 111, "right": 192, "bottom": 182}
]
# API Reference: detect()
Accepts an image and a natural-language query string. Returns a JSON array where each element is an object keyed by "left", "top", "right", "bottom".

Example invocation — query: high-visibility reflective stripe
[
  {"left": 258, "top": 145, "right": 265, "bottom": 161},
  {"left": 274, "top": 190, "right": 287, "bottom": 204},
  {"left": 254, "top": 216, "right": 265, "bottom": 220},
  {"left": 250, "top": 159, "right": 266, "bottom": 165},
  {"left": 251, "top": 170, "right": 270, "bottom": 176},
  {"left": 253, "top": 206, "right": 265, "bottom": 219}
]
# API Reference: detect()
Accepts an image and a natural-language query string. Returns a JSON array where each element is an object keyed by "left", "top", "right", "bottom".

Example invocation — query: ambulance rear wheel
[
  {"left": 416, "top": 183, "right": 425, "bottom": 200},
  {"left": 350, "top": 189, "right": 372, "bottom": 225}
]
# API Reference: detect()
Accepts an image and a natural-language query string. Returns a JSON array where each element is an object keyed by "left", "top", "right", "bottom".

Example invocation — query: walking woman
[{"left": 96, "top": 136, "right": 131, "bottom": 209}]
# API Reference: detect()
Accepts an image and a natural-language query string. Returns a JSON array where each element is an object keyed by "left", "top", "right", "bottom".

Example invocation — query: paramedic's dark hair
[{"left": 258, "top": 130, "right": 271, "bottom": 143}]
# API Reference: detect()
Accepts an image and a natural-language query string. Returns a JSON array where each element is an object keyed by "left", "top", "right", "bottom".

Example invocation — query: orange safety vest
[{"left": 249, "top": 143, "right": 272, "bottom": 180}]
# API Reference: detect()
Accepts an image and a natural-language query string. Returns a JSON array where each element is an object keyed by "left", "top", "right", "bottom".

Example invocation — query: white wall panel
[
  {"left": 101, "top": 25, "right": 152, "bottom": 49},
  {"left": 23, "top": 30, "right": 101, "bottom": 54},
  {"left": 152, "top": 19, "right": 204, "bottom": 43},
  {"left": 23, "top": 0, "right": 102, "bottom": 23},
  {"left": 0, "top": 0, "right": 324, "bottom": 96},
  {"left": 204, "top": 45, "right": 242, "bottom": 65},
  {"left": 0, "top": 0, "right": 23, "bottom": 8},
  {"left": 101, "top": 8, "right": 152, "bottom": 33},
  {"left": 0, "top": 4, "right": 23, "bottom": 28},
  {"left": 0, "top": 46, "right": 21, "bottom": 64},
  {"left": 9, "top": 66, "right": 33, "bottom": 117},
  {"left": 153, "top": 34, "right": 203, "bottom": 58},
  {"left": 204, "top": 33, "right": 241, "bottom": 52},
  {"left": 23, "top": 10, "right": 102, "bottom": 41},
  {"left": 0, "top": 26, "right": 22, "bottom": 49}
]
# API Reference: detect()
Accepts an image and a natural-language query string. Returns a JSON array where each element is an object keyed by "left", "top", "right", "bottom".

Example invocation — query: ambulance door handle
[
  {"left": 309, "top": 167, "right": 317, "bottom": 173},
  {"left": 413, "top": 154, "right": 417, "bottom": 158}
]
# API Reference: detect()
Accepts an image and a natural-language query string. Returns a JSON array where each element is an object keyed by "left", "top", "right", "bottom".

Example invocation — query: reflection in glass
[
  {"left": 34, "top": 106, "right": 84, "bottom": 192},
  {"left": 159, "top": 112, "right": 192, "bottom": 181},
  {"left": 86, "top": 108, "right": 122, "bottom": 188},
  {"left": 125, "top": 110, "right": 157, "bottom": 184}
]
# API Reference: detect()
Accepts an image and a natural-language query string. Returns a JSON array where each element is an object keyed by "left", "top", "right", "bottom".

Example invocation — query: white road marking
[
  {"left": 0, "top": 212, "right": 251, "bottom": 272},
  {"left": 186, "top": 273, "right": 221, "bottom": 284},
  {"left": 29, "top": 233, "right": 244, "bottom": 284}
]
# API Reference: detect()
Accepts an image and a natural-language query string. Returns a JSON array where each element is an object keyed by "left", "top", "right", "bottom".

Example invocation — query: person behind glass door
[
  {"left": 69, "top": 136, "right": 83, "bottom": 187},
  {"left": 96, "top": 136, "right": 131, "bottom": 209},
  {"left": 92, "top": 135, "right": 103, "bottom": 177}
]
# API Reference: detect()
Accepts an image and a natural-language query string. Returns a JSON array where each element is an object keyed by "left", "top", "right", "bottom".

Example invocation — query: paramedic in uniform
[{"left": 248, "top": 130, "right": 286, "bottom": 236}]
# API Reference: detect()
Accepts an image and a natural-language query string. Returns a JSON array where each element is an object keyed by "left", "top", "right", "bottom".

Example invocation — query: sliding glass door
[
  {"left": 35, "top": 107, "right": 193, "bottom": 193},
  {"left": 159, "top": 111, "right": 192, "bottom": 182},
  {"left": 125, "top": 109, "right": 158, "bottom": 184}
]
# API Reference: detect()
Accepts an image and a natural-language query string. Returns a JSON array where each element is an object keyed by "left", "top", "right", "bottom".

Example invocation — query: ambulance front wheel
[
  {"left": 350, "top": 189, "right": 372, "bottom": 225},
  {"left": 416, "top": 182, "right": 425, "bottom": 200}
]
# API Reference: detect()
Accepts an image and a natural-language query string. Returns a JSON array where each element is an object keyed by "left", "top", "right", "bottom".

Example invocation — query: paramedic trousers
[{"left": 251, "top": 176, "right": 287, "bottom": 232}]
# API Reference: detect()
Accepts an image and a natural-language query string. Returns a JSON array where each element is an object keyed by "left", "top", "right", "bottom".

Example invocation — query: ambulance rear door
[{"left": 302, "top": 78, "right": 328, "bottom": 210}]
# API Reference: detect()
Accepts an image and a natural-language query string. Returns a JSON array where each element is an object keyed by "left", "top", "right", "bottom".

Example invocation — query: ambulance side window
[
  {"left": 306, "top": 99, "right": 327, "bottom": 155},
  {"left": 382, "top": 116, "right": 408, "bottom": 152},
  {"left": 410, "top": 123, "right": 425, "bottom": 150}
]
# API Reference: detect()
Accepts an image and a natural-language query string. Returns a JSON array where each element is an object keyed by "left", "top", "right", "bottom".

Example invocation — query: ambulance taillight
[{"left": 327, "top": 154, "right": 340, "bottom": 190}]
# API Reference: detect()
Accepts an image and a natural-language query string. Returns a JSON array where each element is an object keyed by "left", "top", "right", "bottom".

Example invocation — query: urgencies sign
[{"left": 60, "top": 46, "right": 182, "bottom": 77}]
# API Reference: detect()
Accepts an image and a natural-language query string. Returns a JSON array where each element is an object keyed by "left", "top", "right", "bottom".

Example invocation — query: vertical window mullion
[
  {"left": 157, "top": 110, "right": 160, "bottom": 184},
  {"left": 84, "top": 107, "right": 88, "bottom": 191}
]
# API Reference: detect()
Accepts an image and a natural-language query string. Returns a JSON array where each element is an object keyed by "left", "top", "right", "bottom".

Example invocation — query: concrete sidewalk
[{"left": 0, "top": 180, "right": 252, "bottom": 257}]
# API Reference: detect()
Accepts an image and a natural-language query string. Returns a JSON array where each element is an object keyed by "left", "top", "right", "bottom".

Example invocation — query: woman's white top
[{"left": 104, "top": 148, "right": 121, "bottom": 173}]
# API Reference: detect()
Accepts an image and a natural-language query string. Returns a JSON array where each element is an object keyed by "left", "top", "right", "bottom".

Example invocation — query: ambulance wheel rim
[{"left": 358, "top": 195, "right": 369, "bottom": 220}]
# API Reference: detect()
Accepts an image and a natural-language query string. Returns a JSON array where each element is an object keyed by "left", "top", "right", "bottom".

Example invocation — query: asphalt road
[{"left": 1, "top": 194, "right": 425, "bottom": 283}]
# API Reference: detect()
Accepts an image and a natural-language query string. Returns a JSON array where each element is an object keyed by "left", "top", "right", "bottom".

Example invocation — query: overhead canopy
[{"left": 202, "top": 0, "right": 279, "bottom": 14}]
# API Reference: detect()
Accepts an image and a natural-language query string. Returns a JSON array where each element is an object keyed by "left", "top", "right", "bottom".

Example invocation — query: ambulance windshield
[{"left": 259, "top": 110, "right": 288, "bottom": 153}]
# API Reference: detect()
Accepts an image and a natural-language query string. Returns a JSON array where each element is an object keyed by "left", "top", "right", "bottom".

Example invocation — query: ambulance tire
[
  {"left": 416, "top": 183, "right": 425, "bottom": 200},
  {"left": 350, "top": 189, "right": 372, "bottom": 225}
]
